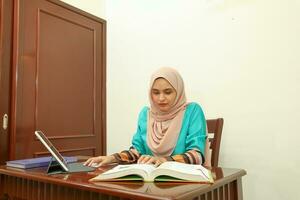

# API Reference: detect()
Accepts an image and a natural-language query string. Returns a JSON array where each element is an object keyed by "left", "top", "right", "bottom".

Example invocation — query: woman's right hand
[{"left": 83, "top": 155, "right": 116, "bottom": 167}]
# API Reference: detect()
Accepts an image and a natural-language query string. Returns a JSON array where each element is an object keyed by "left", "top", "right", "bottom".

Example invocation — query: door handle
[{"left": 2, "top": 114, "right": 8, "bottom": 130}]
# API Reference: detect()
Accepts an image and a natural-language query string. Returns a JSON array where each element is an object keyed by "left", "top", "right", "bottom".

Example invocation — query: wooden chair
[{"left": 205, "top": 118, "right": 224, "bottom": 167}]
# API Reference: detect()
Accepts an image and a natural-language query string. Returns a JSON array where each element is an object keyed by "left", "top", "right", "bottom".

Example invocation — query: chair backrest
[{"left": 205, "top": 118, "right": 224, "bottom": 167}]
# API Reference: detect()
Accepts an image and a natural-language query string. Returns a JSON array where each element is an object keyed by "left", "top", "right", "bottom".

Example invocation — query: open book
[{"left": 90, "top": 161, "right": 214, "bottom": 183}]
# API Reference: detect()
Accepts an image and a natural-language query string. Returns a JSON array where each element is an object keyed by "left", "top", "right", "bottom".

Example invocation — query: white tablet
[{"left": 35, "top": 131, "right": 69, "bottom": 172}]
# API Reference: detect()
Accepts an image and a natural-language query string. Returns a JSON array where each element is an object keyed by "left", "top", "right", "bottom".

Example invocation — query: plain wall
[
  {"left": 60, "top": 0, "right": 300, "bottom": 199},
  {"left": 60, "top": 0, "right": 105, "bottom": 18}
]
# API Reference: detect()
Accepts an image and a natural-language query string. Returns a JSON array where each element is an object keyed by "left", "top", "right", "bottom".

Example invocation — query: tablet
[
  {"left": 35, "top": 130, "right": 69, "bottom": 171},
  {"left": 35, "top": 130, "right": 96, "bottom": 174}
]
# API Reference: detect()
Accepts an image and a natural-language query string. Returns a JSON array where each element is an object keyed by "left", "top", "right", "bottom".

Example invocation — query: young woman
[{"left": 84, "top": 67, "right": 206, "bottom": 167}]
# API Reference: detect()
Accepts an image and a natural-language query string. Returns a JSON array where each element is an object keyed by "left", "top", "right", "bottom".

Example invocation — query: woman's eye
[{"left": 164, "top": 90, "right": 173, "bottom": 95}]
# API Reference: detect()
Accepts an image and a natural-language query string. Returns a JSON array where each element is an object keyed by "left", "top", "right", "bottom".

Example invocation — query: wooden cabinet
[{"left": 0, "top": 0, "right": 106, "bottom": 164}]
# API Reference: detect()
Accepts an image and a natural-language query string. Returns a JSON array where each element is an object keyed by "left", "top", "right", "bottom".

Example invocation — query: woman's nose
[{"left": 159, "top": 94, "right": 165, "bottom": 101}]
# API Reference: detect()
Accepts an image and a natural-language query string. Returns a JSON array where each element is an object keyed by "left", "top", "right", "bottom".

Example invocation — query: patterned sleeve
[
  {"left": 112, "top": 107, "right": 147, "bottom": 164},
  {"left": 112, "top": 147, "right": 141, "bottom": 164},
  {"left": 169, "top": 103, "right": 206, "bottom": 165},
  {"left": 166, "top": 149, "right": 205, "bottom": 164},
  {"left": 113, "top": 148, "right": 204, "bottom": 164}
]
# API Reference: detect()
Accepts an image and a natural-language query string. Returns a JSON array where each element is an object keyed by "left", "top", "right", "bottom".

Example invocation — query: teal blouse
[{"left": 131, "top": 102, "right": 206, "bottom": 156}]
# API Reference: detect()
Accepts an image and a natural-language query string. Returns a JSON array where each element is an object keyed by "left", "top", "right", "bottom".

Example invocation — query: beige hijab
[{"left": 147, "top": 67, "right": 188, "bottom": 157}]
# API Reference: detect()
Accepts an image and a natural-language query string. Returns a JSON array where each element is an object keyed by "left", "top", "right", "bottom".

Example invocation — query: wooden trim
[
  {"left": 9, "top": 0, "right": 20, "bottom": 160},
  {"left": 0, "top": 0, "right": 14, "bottom": 164},
  {"left": 34, "top": 134, "right": 95, "bottom": 140},
  {"left": 101, "top": 19, "right": 107, "bottom": 155},
  {"left": 47, "top": 134, "right": 95, "bottom": 139},
  {"left": 35, "top": 8, "right": 40, "bottom": 134},
  {"left": 93, "top": 26, "right": 97, "bottom": 138},
  {"left": 38, "top": 8, "right": 94, "bottom": 31},
  {"left": 0, "top": 0, "right": 3, "bottom": 46},
  {"left": 46, "top": 0, "right": 106, "bottom": 23},
  {"left": 34, "top": 147, "right": 96, "bottom": 156}
]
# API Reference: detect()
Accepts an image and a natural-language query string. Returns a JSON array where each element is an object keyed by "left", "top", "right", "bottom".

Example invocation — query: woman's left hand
[{"left": 137, "top": 155, "right": 167, "bottom": 167}]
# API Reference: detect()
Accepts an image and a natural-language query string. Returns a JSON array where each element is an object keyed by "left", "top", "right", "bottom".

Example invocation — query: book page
[
  {"left": 155, "top": 162, "right": 210, "bottom": 179},
  {"left": 103, "top": 164, "right": 156, "bottom": 175},
  {"left": 91, "top": 164, "right": 157, "bottom": 181}
]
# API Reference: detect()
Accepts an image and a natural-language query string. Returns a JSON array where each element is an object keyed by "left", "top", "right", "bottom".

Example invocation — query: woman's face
[{"left": 151, "top": 78, "right": 177, "bottom": 112}]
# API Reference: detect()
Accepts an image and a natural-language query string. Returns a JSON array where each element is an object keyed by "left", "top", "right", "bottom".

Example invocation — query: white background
[{"left": 62, "top": 1, "right": 300, "bottom": 199}]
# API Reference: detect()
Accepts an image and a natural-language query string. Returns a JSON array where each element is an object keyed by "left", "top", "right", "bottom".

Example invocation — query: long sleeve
[
  {"left": 164, "top": 103, "right": 206, "bottom": 164},
  {"left": 184, "top": 103, "right": 206, "bottom": 157},
  {"left": 167, "top": 149, "right": 205, "bottom": 164},
  {"left": 112, "top": 147, "right": 140, "bottom": 164},
  {"left": 113, "top": 148, "right": 204, "bottom": 164},
  {"left": 165, "top": 103, "right": 206, "bottom": 164}
]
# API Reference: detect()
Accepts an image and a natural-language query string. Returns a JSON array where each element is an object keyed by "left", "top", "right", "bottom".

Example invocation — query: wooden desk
[{"left": 0, "top": 165, "right": 246, "bottom": 200}]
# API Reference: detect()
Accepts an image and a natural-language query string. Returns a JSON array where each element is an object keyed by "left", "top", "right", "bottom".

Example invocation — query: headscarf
[{"left": 147, "top": 67, "right": 188, "bottom": 157}]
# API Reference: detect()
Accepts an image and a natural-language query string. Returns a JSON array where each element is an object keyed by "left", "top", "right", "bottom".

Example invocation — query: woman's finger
[
  {"left": 137, "top": 156, "right": 145, "bottom": 163},
  {"left": 154, "top": 160, "right": 161, "bottom": 167},
  {"left": 146, "top": 157, "right": 156, "bottom": 164},
  {"left": 138, "top": 155, "right": 151, "bottom": 164},
  {"left": 87, "top": 157, "right": 103, "bottom": 166},
  {"left": 138, "top": 156, "right": 146, "bottom": 164},
  {"left": 84, "top": 158, "right": 93, "bottom": 166},
  {"left": 87, "top": 159, "right": 96, "bottom": 166}
]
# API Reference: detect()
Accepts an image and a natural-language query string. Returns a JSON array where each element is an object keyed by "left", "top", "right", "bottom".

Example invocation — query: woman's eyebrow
[{"left": 152, "top": 88, "right": 173, "bottom": 91}]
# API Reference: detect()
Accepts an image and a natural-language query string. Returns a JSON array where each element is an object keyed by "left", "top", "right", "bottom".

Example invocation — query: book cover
[{"left": 6, "top": 156, "right": 77, "bottom": 169}]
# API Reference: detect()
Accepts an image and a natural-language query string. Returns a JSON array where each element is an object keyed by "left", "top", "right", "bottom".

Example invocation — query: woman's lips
[{"left": 158, "top": 103, "right": 168, "bottom": 106}]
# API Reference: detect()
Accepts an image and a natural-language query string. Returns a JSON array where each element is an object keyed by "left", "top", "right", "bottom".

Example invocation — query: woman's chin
[{"left": 158, "top": 107, "right": 170, "bottom": 112}]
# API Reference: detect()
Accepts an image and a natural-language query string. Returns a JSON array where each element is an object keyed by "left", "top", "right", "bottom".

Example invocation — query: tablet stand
[{"left": 47, "top": 157, "right": 66, "bottom": 174}]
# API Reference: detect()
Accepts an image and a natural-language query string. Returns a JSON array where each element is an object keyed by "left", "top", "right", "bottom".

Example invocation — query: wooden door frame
[{"left": 0, "top": 0, "right": 13, "bottom": 164}]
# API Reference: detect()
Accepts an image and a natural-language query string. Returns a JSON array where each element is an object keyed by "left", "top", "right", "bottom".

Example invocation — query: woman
[{"left": 84, "top": 67, "right": 207, "bottom": 167}]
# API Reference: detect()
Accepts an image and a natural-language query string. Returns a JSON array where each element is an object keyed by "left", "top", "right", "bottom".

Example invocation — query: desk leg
[{"left": 0, "top": 174, "right": 9, "bottom": 200}]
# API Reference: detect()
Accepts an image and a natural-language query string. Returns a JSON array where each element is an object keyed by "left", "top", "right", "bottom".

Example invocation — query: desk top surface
[{"left": 0, "top": 164, "right": 246, "bottom": 200}]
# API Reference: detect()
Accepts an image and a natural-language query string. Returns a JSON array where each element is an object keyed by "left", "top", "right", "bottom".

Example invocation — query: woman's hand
[
  {"left": 137, "top": 155, "right": 167, "bottom": 167},
  {"left": 83, "top": 155, "right": 116, "bottom": 167}
]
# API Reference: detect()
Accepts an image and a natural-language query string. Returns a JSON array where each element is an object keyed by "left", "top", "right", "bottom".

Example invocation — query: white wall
[
  {"left": 60, "top": 0, "right": 105, "bottom": 18},
  {"left": 58, "top": 0, "right": 300, "bottom": 199},
  {"left": 106, "top": 0, "right": 300, "bottom": 200}
]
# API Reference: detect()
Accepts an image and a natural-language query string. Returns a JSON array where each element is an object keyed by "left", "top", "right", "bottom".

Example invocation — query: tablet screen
[{"left": 35, "top": 131, "right": 69, "bottom": 171}]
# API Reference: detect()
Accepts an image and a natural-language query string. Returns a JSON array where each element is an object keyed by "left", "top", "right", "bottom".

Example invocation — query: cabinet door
[
  {"left": 10, "top": 0, "right": 106, "bottom": 159},
  {"left": 0, "top": 0, "right": 13, "bottom": 164}
]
